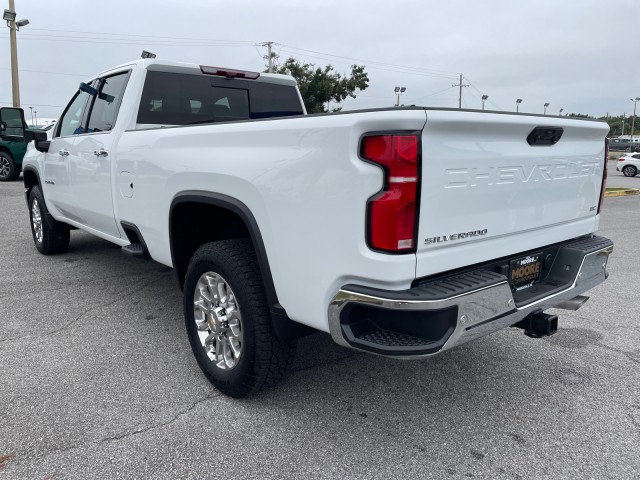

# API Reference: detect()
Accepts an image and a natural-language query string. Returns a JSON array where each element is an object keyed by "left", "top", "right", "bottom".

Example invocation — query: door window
[
  {"left": 57, "top": 91, "right": 91, "bottom": 137},
  {"left": 87, "top": 72, "right": 130, "bottom": 133}
]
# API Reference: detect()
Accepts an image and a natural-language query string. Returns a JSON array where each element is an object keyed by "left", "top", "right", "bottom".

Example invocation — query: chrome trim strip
[{"left": 328, "top": 244, "right": 613, "bottom": 359}]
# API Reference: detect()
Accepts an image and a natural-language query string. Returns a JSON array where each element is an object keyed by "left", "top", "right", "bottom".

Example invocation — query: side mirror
[
  {"left": 35, "top": 140, "right": 51, "bottom": 153},
  {"left": 0, "top": 107, "right": 28, "bottom": 141},
  {"left": 0, "top": 108, "right": 51, "bottom": 144},
  {"left": 31, "top": 130, "right": 48, "bottom": 141}
]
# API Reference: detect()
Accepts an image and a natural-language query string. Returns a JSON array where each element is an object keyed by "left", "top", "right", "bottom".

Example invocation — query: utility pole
[
  {"left": 260, "top": 41, "right": 277, "bottom": 73},
  {"left": 452, "top": 74, "right": 469, "bottom": 109}
]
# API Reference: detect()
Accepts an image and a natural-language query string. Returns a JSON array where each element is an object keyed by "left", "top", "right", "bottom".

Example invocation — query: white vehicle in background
[
  {"left": 617, "top": 153, "right": 640, "bottom": 176},
  {"left": 0, "top": 58, "right": 614, "bottom": 398},
  {"left": 28, "top": 117, "right": 57, "bottom": 128},
  {"left": 27, "top": 119, "right": 58, "bottom": 141}
]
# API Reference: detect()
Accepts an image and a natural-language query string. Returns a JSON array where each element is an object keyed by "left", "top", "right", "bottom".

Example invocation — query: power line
[
  {"left": 279, "top": 44, "right": 459, "bottom": 77},
  {"left": 0, "top": 67, "right": 91, "bottom": 77},
  {"left": 465, "top": 76, "right": 503, "bottom": 110},
  {"left": 20, "top": 27, "right": 257, "bottom": 45},
  {"left": 1, "top": 100, "right": 65, "bottom": 107},
  {"left": 0, "top": 33, "right": 256, "bottom": 48},
  {"left": 278, "top": 47, "right": 457, "bottom": 80},
  {"left": 1, "top": 30, "right": 495, "bottom": 110},
  {"left": 407, "top": 86, "right": 458, "bottom": 104}
]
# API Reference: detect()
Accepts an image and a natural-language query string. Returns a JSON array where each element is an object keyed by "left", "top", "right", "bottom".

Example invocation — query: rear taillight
[
  {"left": 597, "top": 138, "right": 608, "bottom": 215},
  {"left": 361, "top": 134, "right": 420, "bottom": 253}
]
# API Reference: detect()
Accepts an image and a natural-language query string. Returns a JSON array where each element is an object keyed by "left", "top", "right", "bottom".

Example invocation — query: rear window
[{"left": 137, "top": 71, "right": 303, "bottom": 125}]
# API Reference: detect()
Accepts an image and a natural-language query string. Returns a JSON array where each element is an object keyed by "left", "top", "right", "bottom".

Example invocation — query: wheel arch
[
  {"left": 23, "top": 166, "right": 41, "bottom": 191},
  {"left": 169, "top": 191, "right": 314, "bottom": 342}
]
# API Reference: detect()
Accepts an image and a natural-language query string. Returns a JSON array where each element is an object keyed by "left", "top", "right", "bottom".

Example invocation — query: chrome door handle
[
  {"left": 58, "top": 149, "right": 69, "bottom": 156},
  {"left": 93, "top": 149, "right": 108, "bottom": 158}
]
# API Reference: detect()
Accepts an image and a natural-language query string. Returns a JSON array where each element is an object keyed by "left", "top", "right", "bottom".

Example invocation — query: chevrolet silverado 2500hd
[{"left": 0, "top": 58, "right": 613, "bottom": 397}]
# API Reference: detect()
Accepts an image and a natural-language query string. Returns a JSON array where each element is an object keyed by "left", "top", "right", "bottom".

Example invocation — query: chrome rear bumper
[{"left": 328, "top": 236, "right": 613, "bottom": 358}]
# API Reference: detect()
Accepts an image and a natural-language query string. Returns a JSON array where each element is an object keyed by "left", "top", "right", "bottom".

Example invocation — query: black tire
[
  {"left": 0, "top": 151, "right": 19, "bottom": 182},
  {"left": 622, "top": 165, "right": 638, "bottom": 177},
  {"left": 183, "top": 239, "right": 296, "bottom": 397},
  {"left": 29, "top": 185, "right": 70, "bottom": 255}
]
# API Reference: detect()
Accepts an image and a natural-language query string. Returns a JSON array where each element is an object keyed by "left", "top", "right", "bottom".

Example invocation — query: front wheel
[
  {"left": 622, "top": 165, "right": 638, "bottom": 177},
  {"left": 29, "top": 185, "right": 70, "bottom": 254},
  {"left": 0, "top": 151, "right": 19, "bottom": 181},
  {"left": 183, "top": 239, "right": 296, "bottom": 397}
]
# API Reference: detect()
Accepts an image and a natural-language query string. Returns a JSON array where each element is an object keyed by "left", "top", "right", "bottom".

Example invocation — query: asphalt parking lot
[{"left": 1, "top": 177, "right": 639, "bottom": 479}]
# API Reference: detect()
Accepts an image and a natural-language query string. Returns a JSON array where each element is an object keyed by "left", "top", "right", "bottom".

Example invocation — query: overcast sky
[{"left": 1, "top": 0, "right": 638, "bottom": 121}]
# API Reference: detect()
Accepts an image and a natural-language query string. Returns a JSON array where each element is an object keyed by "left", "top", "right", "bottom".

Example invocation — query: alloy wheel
[
  {"left": 0, "top": 157, "right": 9, "bottom": 179},
  {"left": 192, "top": 272, "right": 243, "bottom": 370},
  {"left": 31, "top": 199, "right": 43, "bottom": 243}
]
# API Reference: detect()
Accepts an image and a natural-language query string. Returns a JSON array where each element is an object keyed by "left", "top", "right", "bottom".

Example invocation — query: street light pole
[
  {"left": 481, "top": 94, "right": 488, "bottom": 110},
  {"left": 394, "top": 86, "right": 406, "bottom": 107},
  {"left": 630, "top": 97, "right": 639, "bottom": 140},
  {"left": 544, "top": 102, "right": 549, "bottom": 115},
  {"left": 4, "top": 0, "right": 28, "bottom": 107},
  {"left": 516, "top": 98, "right": 522, "bottom": 112},
  {"left": 8, "top": 0, "right": 20, "bottom": 106}
]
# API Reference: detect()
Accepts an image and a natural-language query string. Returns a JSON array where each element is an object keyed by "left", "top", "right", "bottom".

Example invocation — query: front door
[{"left": 43, "top": 71, "right": 129, "bottom": 238}]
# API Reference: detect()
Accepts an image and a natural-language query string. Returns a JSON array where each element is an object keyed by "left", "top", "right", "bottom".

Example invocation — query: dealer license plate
[{"left": 509, "top": 253, "right": 542, "bottom": 291}]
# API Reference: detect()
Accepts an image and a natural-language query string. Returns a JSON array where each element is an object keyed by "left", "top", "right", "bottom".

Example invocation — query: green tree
[
  {"left": 597, "top": 115, "right": 634, "bottom": 137},
  {"left": 275, "top": 58, "right": 369, "bottom": 114}
]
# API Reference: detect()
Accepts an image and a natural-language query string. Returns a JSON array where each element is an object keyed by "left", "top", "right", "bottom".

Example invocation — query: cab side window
[
  {"left": 87, "top": 72, "right": 129, "bottom": 133},
  {"left": 57, "top": 91, "right": 91, "bottom": 137}
]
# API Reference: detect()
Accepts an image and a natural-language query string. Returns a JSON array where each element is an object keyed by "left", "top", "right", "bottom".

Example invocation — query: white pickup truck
[{"left": 0, "top": 59, "right": 613, "bottom": 397}]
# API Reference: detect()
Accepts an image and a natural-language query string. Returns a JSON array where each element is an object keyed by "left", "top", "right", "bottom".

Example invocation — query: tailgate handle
[{"left": 527, "top": 126, "right": 563, "bottom": 146}]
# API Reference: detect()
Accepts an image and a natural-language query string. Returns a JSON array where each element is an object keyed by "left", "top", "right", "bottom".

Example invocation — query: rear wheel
[
  {"left": 29, "top": 185, "right": 70, "bottom": 254},
  {"left": 0, "top": 151, "right": 19, "bottom": 182},
  {"left": 622, "top": 165, "right": 638, "bottom": 177},
  {"left": 183, "top": 239, "right": 296, "bottom": 397}
]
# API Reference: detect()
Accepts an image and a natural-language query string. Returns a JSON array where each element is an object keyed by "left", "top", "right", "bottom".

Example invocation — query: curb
[{"left": 605, "top": 188, "right": 640, "bottom": 198}]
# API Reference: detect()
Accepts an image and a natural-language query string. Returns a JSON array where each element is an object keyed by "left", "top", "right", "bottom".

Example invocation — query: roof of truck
[{"left": 93, "top": 59, "right": 297, "bottom": 87}]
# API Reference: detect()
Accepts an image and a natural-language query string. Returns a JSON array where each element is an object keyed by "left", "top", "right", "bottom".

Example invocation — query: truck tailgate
[{"left": 415, "top": 110, "right": 608, "bottom": 278}]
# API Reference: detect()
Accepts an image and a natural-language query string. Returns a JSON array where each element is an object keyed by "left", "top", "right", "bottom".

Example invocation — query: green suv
[{"left": 0, "top": 138, "right": 27, "bottom": 181}]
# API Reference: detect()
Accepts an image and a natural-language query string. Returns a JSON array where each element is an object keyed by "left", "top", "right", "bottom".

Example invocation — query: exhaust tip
[{"left": 554, "top": 295, "right": 589, "bottom": 311}]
